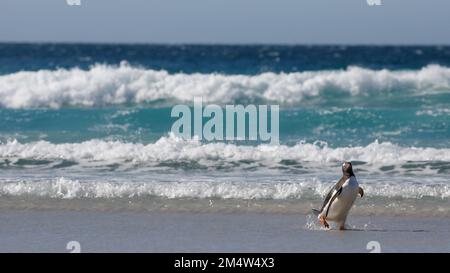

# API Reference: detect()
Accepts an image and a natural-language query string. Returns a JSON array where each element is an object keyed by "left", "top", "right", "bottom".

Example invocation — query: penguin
[{"left": 312, "top": 162, "right": 364, "bottom": 230}]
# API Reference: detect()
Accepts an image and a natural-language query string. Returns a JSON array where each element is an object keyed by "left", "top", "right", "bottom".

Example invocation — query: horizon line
[{"left": 1, "top": 41, "right": 450, "bottom": 47}]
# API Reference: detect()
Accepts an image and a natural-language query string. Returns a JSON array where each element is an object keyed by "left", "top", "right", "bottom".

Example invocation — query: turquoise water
[
  {"left": 1, "top": 107, "right": 449, "bottom": 148},
  {"left": 0, "top": 44, "right": 449, "bottom": 215}
]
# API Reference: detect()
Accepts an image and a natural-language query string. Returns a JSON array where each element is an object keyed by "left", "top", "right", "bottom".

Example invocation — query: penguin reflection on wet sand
[{"left": 313, "top": 162, "right": 364, "bottom": 230}]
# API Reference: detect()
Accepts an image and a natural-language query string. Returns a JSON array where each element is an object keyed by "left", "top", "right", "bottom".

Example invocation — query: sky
[{"left": 0, "top": 0, "right": 449, "bottom": 44}]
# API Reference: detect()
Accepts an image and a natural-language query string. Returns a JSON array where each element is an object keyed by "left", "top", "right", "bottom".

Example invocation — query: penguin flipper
[
  {"left": 320, "top": 176, "right": 348, "bottom": 213},
  {"left": 319, "top": 187, "right": 336, "bottom": 212},
  {"left": 324, "top": 187, "right": 343, "bottom": 217},
  {"left": 358, "top": 187, "right": 364, "bottom": 198}
]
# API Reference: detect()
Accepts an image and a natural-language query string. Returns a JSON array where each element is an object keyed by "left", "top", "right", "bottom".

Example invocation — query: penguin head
[{"left": 342, "top": 161, "right": 355, "bottom": 176}]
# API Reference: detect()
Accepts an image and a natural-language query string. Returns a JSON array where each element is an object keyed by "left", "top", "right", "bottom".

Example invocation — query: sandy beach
[{"left": 0, "top": 210, "right": 448, "bottom": 253}]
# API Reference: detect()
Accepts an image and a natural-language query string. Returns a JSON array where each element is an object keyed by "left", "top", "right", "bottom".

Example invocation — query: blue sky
[{"left": 1, "top": 0, "right": 449, "bottom": 44}]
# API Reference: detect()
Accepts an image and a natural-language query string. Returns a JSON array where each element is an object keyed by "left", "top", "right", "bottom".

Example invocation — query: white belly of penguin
[{"left": 323, "top": 177, "right": 359, "bottom": 224}]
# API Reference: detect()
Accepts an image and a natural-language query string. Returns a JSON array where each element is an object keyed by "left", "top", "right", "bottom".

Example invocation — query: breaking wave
[
  {"left": 0, "top": 177, "right": 448, "bottom": 200},
  {"left": 1, "top": 134, "right": 450, "bottom": 174},
  {"left": 1, "top": 63, "right": 450, "bottom": 108}
]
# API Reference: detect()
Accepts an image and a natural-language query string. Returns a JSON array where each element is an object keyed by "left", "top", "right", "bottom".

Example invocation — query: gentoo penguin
[{"left": 313, "top": 162, "right": 364, "bottom": 230}]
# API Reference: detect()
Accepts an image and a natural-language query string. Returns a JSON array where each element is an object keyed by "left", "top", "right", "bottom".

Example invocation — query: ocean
[{"left": 0, "top": 44, "right": 449, "bottom": 217}]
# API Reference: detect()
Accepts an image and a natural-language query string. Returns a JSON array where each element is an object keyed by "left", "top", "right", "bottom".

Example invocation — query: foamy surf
[
  {"left": 1, "top": 175, "right": 448, "bottom": 199},
  {"left": 1, "top": 134, "right": 450, "bottom": 174},
  {"left": 1, "top": 63, "right": 450, "bottom": 108},
  {"left": 0, "top": 177, "right": 448, "bottom": 216}
]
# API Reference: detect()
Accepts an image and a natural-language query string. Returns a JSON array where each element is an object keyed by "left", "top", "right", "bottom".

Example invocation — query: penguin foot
[{"left": 319, "top": 215, "right": 329, "bottom": 229}]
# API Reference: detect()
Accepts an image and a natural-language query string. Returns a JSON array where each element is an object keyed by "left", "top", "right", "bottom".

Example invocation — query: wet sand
[{"left": 0, "top": 210, "right": 449, "bottom": 252}]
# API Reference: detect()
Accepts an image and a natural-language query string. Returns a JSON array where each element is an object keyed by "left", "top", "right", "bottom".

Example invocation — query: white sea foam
[
  {"left": 0, "top": 177, "right": 448, "bottom": 200},
  {"left": 416, "top": 108, "right": 450, "bottom": 117},
  {"left": 1, "top": 63, "right": 450, "bottom": 108},
  {"left": 0, "top": 177, "right": 314, "bottom": 199},
  {"left": 1, "top": 134, "right": 450, "bottom": 168}
]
